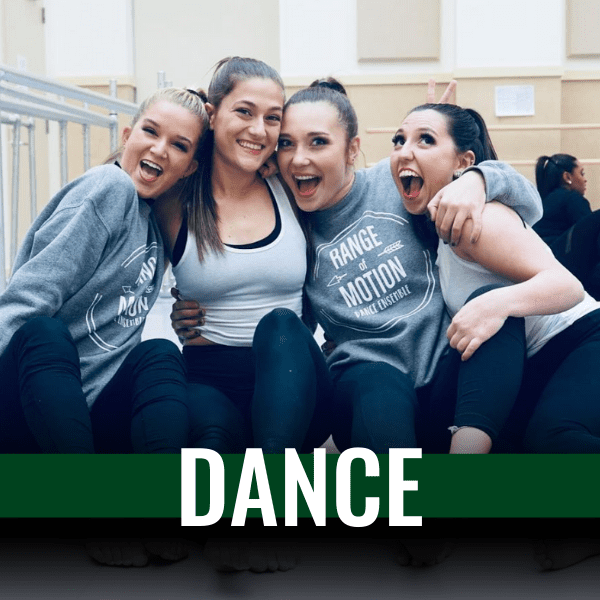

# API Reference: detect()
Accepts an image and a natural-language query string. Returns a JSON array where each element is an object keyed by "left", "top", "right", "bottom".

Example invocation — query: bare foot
[
  {"left": 534, "top": 539, "right": 600, "bottom": 570},
  {"left": 397, "top": 539, "right": 455, "bottom": 567},
  {"left": 86, "top": 540, "right": 149, "bottom": 567},
  {"left": 143, "top": 538, "right": 189, "bottom": 562},
  {"left": 204, "top": 538, "right": 298, "bottom": 573},
  {"left": 86, "top": 538, "right": 188, "bottom": 567}
]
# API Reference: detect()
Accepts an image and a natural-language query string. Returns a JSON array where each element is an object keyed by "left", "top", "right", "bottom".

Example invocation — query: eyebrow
[
  {"left": 234, "top": 100, "right": 283, "bottom": 112},
  {"left": 395, "top": 126, "right": 437, "bottom": 135},
  {"left": 142, "top": 118, "right": 193, "bottom": 144},
  {"left": 280, "top": 131, "right": 330, "bottom": 137}
]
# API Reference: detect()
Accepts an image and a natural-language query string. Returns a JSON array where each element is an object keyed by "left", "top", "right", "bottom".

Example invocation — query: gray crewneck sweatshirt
[
  {"left": 0, "top": 164, "right": 165, "bottom": 406},
  {"left": 305, "top": 158, "right": 542, "bottom": 388}
]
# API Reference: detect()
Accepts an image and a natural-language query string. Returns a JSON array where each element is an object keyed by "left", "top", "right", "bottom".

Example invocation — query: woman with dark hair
[
  {"left": 172, "top": 76, "right": 543, "bottom": 568},
  {"left": 391, "top": 103, "right": 599, "bottom": 454},
  {"left": 532, "top": 153, "right": 600, "bottom": 299},
  {"left": 273, "top": 79, "right": 545, "bottom": 457}
]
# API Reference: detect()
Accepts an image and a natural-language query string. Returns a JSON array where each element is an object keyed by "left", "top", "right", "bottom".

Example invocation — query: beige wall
[
  {"left": 133, "top": 0, "right": 280, "bottom": 101},
  {"left": 60, "top": 80, "right": 136, "bottom": 180},
  {"left": 2, "top": 0, "right": 49, "bottom": 248},
  {"left": 562, "top": 78, "right": 600, "bottom": 208}
]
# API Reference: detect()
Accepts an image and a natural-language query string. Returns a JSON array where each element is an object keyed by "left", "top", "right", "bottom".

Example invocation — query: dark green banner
[{"left": 0, "top": 453, "right": 598, "bottom": 519}]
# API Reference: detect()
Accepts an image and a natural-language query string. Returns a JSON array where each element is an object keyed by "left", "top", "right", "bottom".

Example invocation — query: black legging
[
  {"left": 521, "top": 309, "right": 600, "bottom": 453},
  {"left": 548, "top": 210, "right": 600, "bottom": 300},
  {"left": 0, "top": 316, "right": 189, "bottom": 453},
  {"left": 331, "top": 286, "right": 527, "bottom": 453},
  {"left": 184, "top": 308, "right": 333, "bottom": 454}
]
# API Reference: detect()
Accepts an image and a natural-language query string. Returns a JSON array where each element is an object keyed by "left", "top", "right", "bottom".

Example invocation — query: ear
[
  {"left": 457, "top": 150, "right": 475, "bottom": 171},
  {"left": 182, "top": 159, "right": 199, "bottom": 179},
  {"left": 205, "top": 103, "right": 216, "bottom": 130},
  {"left": 347, "top": 136, "right": 361, "bottom": 166},
  {"left": 562, "top": 171, "right": 572, "bottom": 187},
  {"left": 122, "top": 126, "right": 132, "bottom": 145}
]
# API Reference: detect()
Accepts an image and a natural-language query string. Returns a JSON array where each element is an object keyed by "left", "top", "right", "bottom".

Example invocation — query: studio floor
[{"left": 0, "top": 538, "right": 598, "bottom": 599}]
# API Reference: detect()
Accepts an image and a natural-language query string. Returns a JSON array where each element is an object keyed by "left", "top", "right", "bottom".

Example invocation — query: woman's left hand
[
  {"left": 446, "top": 294, "right": 507, "bottom": 361},
  {"left": 428, "top": 171, "right": 485, "bottom": 246}
]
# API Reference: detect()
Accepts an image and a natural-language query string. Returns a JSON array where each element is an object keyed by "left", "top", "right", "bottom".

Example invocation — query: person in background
[{"left": 534, "top": 153, "right": 600, "bottom": 299}]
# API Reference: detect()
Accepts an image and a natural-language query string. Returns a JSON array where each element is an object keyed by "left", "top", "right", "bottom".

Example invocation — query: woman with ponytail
[
  {"left": 165, "top": 57, "right": 333, "bottom": 455},
  {"left": 391, "top": 103, "right": 600, "bottom": 453},
  {"left": 275, "top": 80, "right": 544, "bottom": 457},
  {"left": 533, "top": 154, "right": 600, "bottom": 299}
]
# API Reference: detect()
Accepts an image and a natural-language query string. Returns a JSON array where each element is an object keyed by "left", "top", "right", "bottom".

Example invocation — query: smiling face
[
  {"left": 207, "top": 77, "right": 284, "bottom": 174},
  {"left": 120, "top": 100, "right": 201, "bottom": 199},
  {"left": 278, "top": 101, "right": 359, "bottom": 212},
  {"left": 390, "top": 108, "right": 474, "bottom": 215}
]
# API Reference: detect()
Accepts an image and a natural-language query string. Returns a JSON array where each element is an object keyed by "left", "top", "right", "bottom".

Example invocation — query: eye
[
  {"left": 420, "top": 133, "right": 435, "bottom": 145},
  {"left": 266, "top": 114, "right": 282, "bottom": 123},
  {"left": 173, "top": 142, "right": 188, "bottom": 152},
  {"left": 277, "top": 138, "right": 292, "bottom": 149},
  {"left": 236, "top": 108, "right": 251, "bottom": 116},
  {"left": 391, "top": 134, "right": 405, "bottom": 147},
  {"left": 311, "top": 137, "right": 328, "bottom": 146},
  {"left": 143, "top": 126, "right": 157, "bottom": 136}
]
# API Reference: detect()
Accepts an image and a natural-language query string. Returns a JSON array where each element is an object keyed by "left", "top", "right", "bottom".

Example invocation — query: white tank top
[
  {"left": 436, "top": 238, "right": 600, "bottom": 357},
  {"left": 173, "top": 176, "right": 306, "bottom": 346}
]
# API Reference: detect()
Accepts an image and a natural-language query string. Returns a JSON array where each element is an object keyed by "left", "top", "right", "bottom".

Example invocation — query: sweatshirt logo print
[
  {"left": 86, "top": 244, "right": 159, "bottom": 351},
  {"left": 314, "top": 211, "right": 435, "bottom": 332}
]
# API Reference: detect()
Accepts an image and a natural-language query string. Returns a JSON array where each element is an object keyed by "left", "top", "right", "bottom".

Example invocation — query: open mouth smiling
[
  {"left": 294, "top": 174, "right": 321, "bottom": 196},
  {"left": 140, "top": 159, "right": 163, "bottom": 181},
  {"left": 398, "top": 169, "right": 423, "bottom": 199}
]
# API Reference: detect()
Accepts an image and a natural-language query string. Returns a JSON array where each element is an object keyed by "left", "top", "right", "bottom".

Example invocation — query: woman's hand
[
  {"left": 170, "top": 288, "right": 205, "bottom": 342},
  {"left": 426, "top": 79, "right": 457, "bottom": 104},
  {"left": 446, "top": 294, "right": 508, "bottom": 361},
  {"left": 258, "top": 153, "right": 278, "bottom": 178},
  {"left": 428, "top": 171, "right": 485, "bottom": 246}
]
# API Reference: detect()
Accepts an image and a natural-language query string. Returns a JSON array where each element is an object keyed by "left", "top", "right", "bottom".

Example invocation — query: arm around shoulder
[{"left": 469, "top": 161, "right": 543, "bottom": 226}]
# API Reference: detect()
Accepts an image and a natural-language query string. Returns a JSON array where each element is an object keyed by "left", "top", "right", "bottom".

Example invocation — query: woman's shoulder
[
  {"left": 57, "top": 164, "right": 139, "bottom": 230},
  {"left": 82, "top": 163, "right": 135, "bottom": 193},
  {"left": 59, "top": 164, "right": 135, "bottom": 206}
]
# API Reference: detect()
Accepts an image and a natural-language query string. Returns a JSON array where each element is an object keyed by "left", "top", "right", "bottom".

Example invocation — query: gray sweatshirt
[
  {"left": 0, "top": 164, "right": 165, "bottom": 406},
  {"left": 305, "top": 158, "right": 542, "bottom": 388}
]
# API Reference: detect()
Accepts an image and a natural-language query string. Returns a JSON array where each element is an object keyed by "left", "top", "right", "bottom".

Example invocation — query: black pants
[
  {"left": 331, "top": 286, "right": 527, "bottom": 453},
  {"left": 0, "top": 316, "right": 189, "bottom": 453},
  {"left": 518, "top": 309, "right": 600, "bottom": 453},
  {"left": 184, "top": 308, "right": 333, "bottom": 454}
]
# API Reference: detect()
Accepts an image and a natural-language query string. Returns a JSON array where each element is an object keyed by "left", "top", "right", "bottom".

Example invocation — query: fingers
[
  {"left": 448, "top": 331, "right": 481, "bottom": 362},
  {"left": 427, "top": 193, "right": 440, "bottom": 223},
  {"left": 426, "top": 79, "right": 436, "bottom": 103},
  {"left": 438, "top": 80, "right": 457, "bottom": 104},
  {"left": 170, "top": 287, "right": 182, "bottom": 301},
  {"left": 460, "top": 339, "right": 481, "bottom": 362},
  {"left": 170, "top": 297, "right": 205, "bottom": 339},
  {"left": 469, "top": 211, "right": 483, "bottom": 244},
  {"left": 426, "top": 79, "right": 457, "bottom": 104},
  {"left": 448, "top": 211, "right": 468, "bottom": 247}
]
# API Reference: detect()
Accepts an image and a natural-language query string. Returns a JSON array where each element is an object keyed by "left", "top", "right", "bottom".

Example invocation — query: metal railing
[{"left": 0, "top": 64, "right": 139, "bottom": 291}]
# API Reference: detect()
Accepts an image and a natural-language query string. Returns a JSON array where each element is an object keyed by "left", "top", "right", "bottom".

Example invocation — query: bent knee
[
  {"left": 12, "top": 317, "right": 76, "bottom": 355},
  {"left": 254, "top": 308, "right": 303, "bottom": 344}
]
